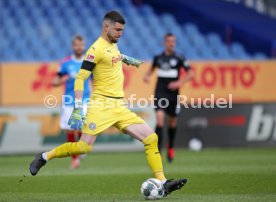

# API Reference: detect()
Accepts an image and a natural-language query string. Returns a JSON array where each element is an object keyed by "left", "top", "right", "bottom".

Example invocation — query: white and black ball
[{"left": 141, "top": 178, "right": 164, "bottom": 200}]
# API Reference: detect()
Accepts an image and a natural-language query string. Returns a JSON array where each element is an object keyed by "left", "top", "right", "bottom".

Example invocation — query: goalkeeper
[{"left": 29, "top": 11, "right": 187, "bottom": 197}]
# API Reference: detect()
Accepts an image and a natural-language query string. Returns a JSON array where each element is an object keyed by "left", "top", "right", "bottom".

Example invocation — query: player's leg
[
  {"left": 44, "top": 101, "right": 97, "bottom": 161},
  {"left": 46, "top": 133, "right": 96, "bottom": 160},
  {"left": 166, "top": 98, "right": 180, "bottom": 162},
  {"left": 167, "top": 116, "right": 177, "bottom": 162},
  {"left": 66, "top": 130, "right": 78, "bottom": 160},
  {"left": 66, "top": 130, "right": 80, "bottom": 169},
  {"left": 78, "top": 105, "right": 89, "bottom": 160},
  {"left": 30, "top": 95, "right": 116, "bottom": 176},
  {"left": 77, "top": 130, "right": 88, "bottom": 159},
  {"left": 155, "top": 109, "right": 165, "bottom": 152},
  {"left": 114, "top": 104, "right": 165, "bottom": 181},
  {"left": 124, "top": 123, "right": 187, "bottom": 196},
  {"left": 60, "top": 106, "right": 81, "bottom": 168},
  {"left": 29, "top": 133, "right": 96, "bottom": 176},
  {"left": 124, "top": 123, "right": 165, "bottom": 181}
]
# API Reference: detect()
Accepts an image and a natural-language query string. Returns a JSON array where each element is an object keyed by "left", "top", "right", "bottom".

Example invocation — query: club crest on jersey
[
  {"left": 86, "top": 54, "right": 95, "bottom": 62},
  {"left": 170, "top": 59, "right": 177, "bottom": 66},
  {"left": 89, "top": 122, "right": 96, "bottom": 130},
  {"left": 112, "top": 55, "right": 122, "bottom": 66}
]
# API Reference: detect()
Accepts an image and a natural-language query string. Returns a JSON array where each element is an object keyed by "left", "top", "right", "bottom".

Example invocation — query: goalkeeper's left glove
[
  {"left": 68, "top": 98, "right": 86, "bottom": 130},
  {"left": 121, "top": 54, "right": 144, "bottom": 68}
]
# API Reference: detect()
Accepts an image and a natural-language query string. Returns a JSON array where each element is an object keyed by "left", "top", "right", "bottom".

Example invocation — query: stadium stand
[
  {"left": 146, "top": 0, "right": 273, "bottom": 59},
  {"left": 0, "top": 0, "right": 268, "bottom": 61}
]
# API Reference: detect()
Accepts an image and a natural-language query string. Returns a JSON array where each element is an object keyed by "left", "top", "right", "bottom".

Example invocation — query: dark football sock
[
  {"left": 168, "top": 127, "right": 176, "bottom": 149},
  {"left": 155, "top": 126, "right": 163, "bottom": 152}
]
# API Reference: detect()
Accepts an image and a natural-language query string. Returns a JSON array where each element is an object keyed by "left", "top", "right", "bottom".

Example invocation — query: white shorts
[{"left": 60, "top": 105, "right": 88, "bottom": 130}]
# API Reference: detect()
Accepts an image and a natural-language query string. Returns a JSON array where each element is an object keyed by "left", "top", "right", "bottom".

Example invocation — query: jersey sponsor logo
[
  {"left": 157, "top": 69, "right": 178, "bottom": 78},
  {"left": 86, "top": 54, "right": 95, "bottom": 62},
  {"left": 160, "top": 62, "right": 171, "bottom": 70},
  {"left": 112, "top": 55, "right": 122, "bottom": 66}
]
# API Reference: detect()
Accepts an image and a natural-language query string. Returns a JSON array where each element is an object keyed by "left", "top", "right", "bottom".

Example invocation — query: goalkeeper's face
[{"left": 106, "top": 22, "right": 125, "bottom": 43}]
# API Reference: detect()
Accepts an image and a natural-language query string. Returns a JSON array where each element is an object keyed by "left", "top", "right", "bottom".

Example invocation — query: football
[
  {"left": 141, "top": 178, "right": 164, "bottom": 200},
  {"left": 188, "top": 138, "right": 203, "bottom": 151}
]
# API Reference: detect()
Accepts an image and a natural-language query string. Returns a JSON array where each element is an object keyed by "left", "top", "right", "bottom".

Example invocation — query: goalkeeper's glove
[
  {"left": 68, "top": 98, "right": 86, "bottom": 130},
  {"left": 121, "top": 54, "right": 144, "bottom": 68}
]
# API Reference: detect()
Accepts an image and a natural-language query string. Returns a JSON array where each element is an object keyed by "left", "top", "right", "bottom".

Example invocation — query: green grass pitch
[{"left": 0, "top": 148, "right": 276, "bottom": 202}]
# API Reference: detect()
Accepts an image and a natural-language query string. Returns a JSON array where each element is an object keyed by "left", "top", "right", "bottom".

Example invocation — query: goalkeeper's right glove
[
  {"left": 121, "top": 54, "right": 144, "bottom": 68},
  {"left": 68, "top": 99, "right": 86, "bottom": 130}
]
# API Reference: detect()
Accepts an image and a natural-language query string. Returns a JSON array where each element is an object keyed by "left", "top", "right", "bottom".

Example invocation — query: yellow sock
[
  {"left": 46, "top": 140, "right": 92, "bottom": 160},
  {"left": 143, "top": 133, "right": 166, "bottom": 181}
]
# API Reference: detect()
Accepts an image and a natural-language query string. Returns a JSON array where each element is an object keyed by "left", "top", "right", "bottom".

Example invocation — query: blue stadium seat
[
  {"left": 7, "top": 0, "right": 23, "bottom": 9},
  {"left": 29, "top": 40, "right": 44, "bottom": 52},
  {"left": 17, "top": 49, "right": 34, "bottom": 61},
  {"left": 254, "top": 52, "right": 267, "bottom": 60},
  {"left": 161, "top": 14, "right": 178, "bottom": 31},
  {"left": 52, "top": 0, "right": 69, "bottom": 10},
  {"left": 0, "top": 0, "right": 267, "bottom": 61},
  {"left": 117, "top": 0, "right": 133, "bottom": 9},
  {"left": 190, "top": 34, "right": 206, "bottom": 48},
  {"left": 102, "top": 0, "right": 117, "bottom": 10},
  {"left": 24, "top": 0, "right": 38, "bottom": 8},
  {"left": 139, "top": 5, "right": 154, "bottom": 16},
  {"left": 1, "top": 40, "right": 11, "bottom": 52},
  {"left": 183, "top": 48, "right": 200, "bottom": 60},
  {"left": 118, "top": 44, "right": 132, "bottom": 57},
  {"left": 184, "top": 23, "right": 200, "bottom": 37},
  {"left": 1, "top": 8, "right": 11, "bottom": 20},
  {"left": 207, "top": 33, "right": 224, "bottom": 48},
  {"left": 231, "top": 42, "right": 247, "bottom": 57},
  {"left": 70, "top": 0, "right": 83, "bottom": 10},
  {"left": 214, "top": 46, "right": 233, "bottom": 60},
  {"left": 2, "top": 49, "right": 15, "bottom": 61},
  {"left": 198, "top": 47, "right": 217, "bottom": 60},
  {"left": 239, "top": 53, "right": 251, "bottom": 60}
]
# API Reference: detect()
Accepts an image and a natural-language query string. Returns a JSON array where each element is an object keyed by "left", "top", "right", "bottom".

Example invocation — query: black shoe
[
  {"left": 29, "top": 153, "right": 47, "bottom": 176},
  {"left": 163, "top": 178, "right": 188, "bottom": 196}
]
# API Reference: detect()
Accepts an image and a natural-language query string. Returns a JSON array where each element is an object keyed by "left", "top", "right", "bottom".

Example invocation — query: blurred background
[
  {"left": 1, "top": 0, "right": 276, "bottom": 61},
  {"left": 1, "top": 0, "right": 276, "bottom": 154}
]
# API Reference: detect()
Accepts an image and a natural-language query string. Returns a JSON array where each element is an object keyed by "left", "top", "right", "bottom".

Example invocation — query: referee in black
[{"left": 144, "top": 33, "right": 194, "bottom": 162}]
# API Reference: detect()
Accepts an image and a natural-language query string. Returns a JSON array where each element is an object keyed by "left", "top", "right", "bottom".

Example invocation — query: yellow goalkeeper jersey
[{"left": 84, "top": 37, "right": 124, "bottom": 97}]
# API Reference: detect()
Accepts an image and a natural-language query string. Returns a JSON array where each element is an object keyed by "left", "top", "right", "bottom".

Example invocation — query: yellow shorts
[{"left": 82, "top": 94, "right": 145, "bottom": 136}]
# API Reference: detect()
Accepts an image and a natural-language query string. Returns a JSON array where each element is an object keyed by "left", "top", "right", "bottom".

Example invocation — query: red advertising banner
[
  {"left": 181, "top": 61, "right": 276, "bottom": 103},
  {"left": 1, "top": 60, "right": 276, "bottom": 106}
]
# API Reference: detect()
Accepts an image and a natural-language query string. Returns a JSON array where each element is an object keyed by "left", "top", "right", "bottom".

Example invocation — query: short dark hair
[
  {"left": 103, "top": 11, "right": 126, "bottom": 24},
  {"left": 72, "top": 35, "right": 84, "bottom": 43},
  {"left": 164, "top": 33, "right": 175, "bottom": 39}
]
